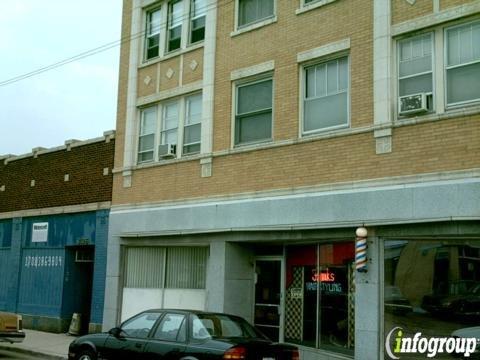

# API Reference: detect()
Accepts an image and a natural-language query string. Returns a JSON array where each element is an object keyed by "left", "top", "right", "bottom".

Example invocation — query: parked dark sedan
[
  {"left": 68, "top": 309, "right": 299, "bottom": 360},
  {"left": 422, "top": 282, "right": 480, "bottom": 321}
]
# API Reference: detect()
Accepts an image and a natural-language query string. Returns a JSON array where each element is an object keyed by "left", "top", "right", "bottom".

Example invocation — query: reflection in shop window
[
  {"left": 284, "top": 242, "right": 355, "bottom": 355},
  {"left": 384, "top": 240, "right": 480, "bottom": 354}
]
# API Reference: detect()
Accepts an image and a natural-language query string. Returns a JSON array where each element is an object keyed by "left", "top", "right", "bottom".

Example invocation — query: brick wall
[
  {"left": 0, "top": 140, "right": 115, "bottom": 212},
  {"left": 112, "top": 116, "right": 480, "bottom": 204},
  {"left": 111, "top": 0, "right": 480, "bottom": 207}
]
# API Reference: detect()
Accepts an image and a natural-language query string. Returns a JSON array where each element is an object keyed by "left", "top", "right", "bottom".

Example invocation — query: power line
[{"left": 0, "top": 0, "right": 232, "bottom": 87}]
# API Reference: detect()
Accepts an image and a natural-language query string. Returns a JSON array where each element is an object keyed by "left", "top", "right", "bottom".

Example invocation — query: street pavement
[
  {"left": 0, "top": 329, "right": 73, "bottom": 360},
  {"left": 0, "top": 348, "right": 51, "bottom": 359}
]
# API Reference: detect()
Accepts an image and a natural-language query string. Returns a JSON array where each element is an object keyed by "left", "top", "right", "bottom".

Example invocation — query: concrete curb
[{"left": 0, "top": 344, "right": 67, "bottom": 360}]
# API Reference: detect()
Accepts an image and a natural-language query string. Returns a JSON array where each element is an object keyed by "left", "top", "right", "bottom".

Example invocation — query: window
[
  {"left": 238, "top": 0, "right": 274, "bottom": 28},
  {"left": 235, "top": 78, "right": 273, "bottom": 145},
  {"left": 396, "top": 20, "right": 480, "bottom": 118},
  {"left": 161, "top": 102, "right": 179, "bottom": 147},
  {"left": 145, "top": 7, "right": 161, "bottom": 60},
  {"left": 398, "top": 33, "right": 434, "bottom": 111},
  {"left": 166, "top": 247, "right": 208, "bottom": 289},
  {"left": 167, "top": 0, "right": 183, "bottom": 52},
  {"left": 124, "top": 247, "right": 209, "bottom": 290},
  {"left": 138, "top": 107, "right": 156, "bottom": 163},
  {"left": 124, "top": 247, "right": 165, "bottom": 288},
  {"left": 190, "top": 314, "right": 264, "bottom": 340},
  {"left": 137, "top": 93, "right": 202, "bottom": 163},
  {"left": 285, "top": 243, "right": 355, "bottom": 355},
  {"left": 121, "top": 312, "right": 162, "bottom": 338},
  {"left": 143, "top": 0, "right": 206, "bottom": 61},
  {"left": 183, "top": 94, "right": 202, "bottom": 154},
  {"left": 303, "top": 56, "right": 349, "bottom": 133},
  {"left": 190, "top": 0, "right": 206, "bottom": 43},
  {"left": 384, "top": 240, "right": 480, "bottom": 355},
  {"left": 445, "top": 21, "right": 480, "bottom": 105},
  {"left": 154, "top": 313, "right": 187, "bottom": 342}
]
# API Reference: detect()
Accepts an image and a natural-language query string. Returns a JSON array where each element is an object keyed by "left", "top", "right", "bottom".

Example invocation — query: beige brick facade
[
  {"left": 441, "top": 0, "right": 477, "bottom": 11},
  {"left": 113, "top": 0, "right": 132, "bottom": 170},
  {"left": 112, "top": 0, "right": 480, "bottom": 206},
  {"left": 112, "top": 115, "right": 480, "bottom": 204},
  {"left": 182, "top": 48, "right": 204, "bottom": 85},
  {"left": 392, "top": 0, "right": 433, "bottom": 25}
]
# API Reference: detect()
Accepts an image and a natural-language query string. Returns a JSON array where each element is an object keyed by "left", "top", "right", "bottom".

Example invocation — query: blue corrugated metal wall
[
  {"left": 0, "top": 210, "right": 109, "bottom": 330},
  {"left": 0, "top": 220, "right": 13, "bottom": 309},
  {"left": 90, "top": 210, "right": 108, "bottom": 325},
  {"left": 16, "top": 212, "right": 97, "bottom": 317},
  {"left": 21, "top": 212, "right": 97, "bottom": 248},
  {"left": 0, "top": 249, "right": 11, "bottom": 309},
  {"left": 17, "top": 249, "right": 65, "bottom": 316}
]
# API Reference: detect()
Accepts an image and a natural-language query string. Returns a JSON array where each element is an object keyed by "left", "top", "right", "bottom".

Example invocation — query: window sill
[
  {"left": 296, "top": 0, "right": 338, "bottom": 15},
  {"left": 230, "top": 16, "right": 277, "bottom": 38},
  {"left": 134, "top": 153, "right": 203, "bottom": 170},
  {"left": 232, "top": 139, "right": 274, "bottom": 151},
  {"left": 301, "top": 123, "right": 350, "bottom": 138},
  {"left": 139, "top": 42, "right": 204, "bottom": 69},
  {"left": 395, "top": 103, "right": 480, "bottom": 127},
  {"left": 211, "top": 126, "right": 372, "bottom": 158}
]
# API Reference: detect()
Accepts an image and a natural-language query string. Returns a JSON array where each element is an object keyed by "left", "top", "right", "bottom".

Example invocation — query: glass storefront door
[{"left": 254, "top": 259, "right": 283, "bottom": 342}]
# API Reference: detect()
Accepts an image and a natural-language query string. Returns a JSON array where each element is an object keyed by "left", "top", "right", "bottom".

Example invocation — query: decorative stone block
[
  {"left": 376, "top": 136, "right": 392, "bottom": 154},
  {"left": 189, "top": 60, "right": 198, "bottom": 71},
  {"left": 166, "top": 68, "right": 174, "bottom": 79}
]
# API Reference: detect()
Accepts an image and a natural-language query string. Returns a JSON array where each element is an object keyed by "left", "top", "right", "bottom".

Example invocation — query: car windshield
[{"left": 190, "top": 314, "right": 266, "bottom": 340}]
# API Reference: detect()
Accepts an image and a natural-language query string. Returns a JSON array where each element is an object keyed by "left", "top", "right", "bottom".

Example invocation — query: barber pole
[{"left": 355, "top": 227, "right": 368, "bottom": 272}]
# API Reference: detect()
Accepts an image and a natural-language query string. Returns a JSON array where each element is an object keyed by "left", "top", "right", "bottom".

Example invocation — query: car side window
[
  {"left": 191, "top": 316, "right": 214, "bottom": 340},
  {"left": 121, "top": 312, "right": 162, "bottom": 339},
  {"left": 153, "top": 313, "right": 186, "bottom": 342}
]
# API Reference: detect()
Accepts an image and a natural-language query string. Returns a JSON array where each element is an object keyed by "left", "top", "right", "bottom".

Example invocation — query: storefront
[
  {"left": 249, "top": 242, "right": 356, "bottom": 356},
  {"left": 104, "top": 176, "right": 480, "bottom": 359}
]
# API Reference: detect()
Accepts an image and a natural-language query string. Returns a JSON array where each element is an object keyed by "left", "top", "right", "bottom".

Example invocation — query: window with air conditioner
[
  {"left": 137, "top": 93, "right": 203, "bottom": 163},
  {"left": 398, "top": 33, "right": 434, "bottom": 115},
  {"left": 161, "top": 101, "right": 179, "bottom": 154},
  {"left": 396, "top": 20, "right": 480, "bottom": 119}
]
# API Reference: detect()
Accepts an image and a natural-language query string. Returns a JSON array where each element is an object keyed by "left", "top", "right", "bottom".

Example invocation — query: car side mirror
[{"left": 108, "top": 327, "right": 122, "bottom": 338}]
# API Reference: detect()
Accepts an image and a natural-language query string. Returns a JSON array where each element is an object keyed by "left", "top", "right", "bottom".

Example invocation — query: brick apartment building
[
  {"left": 0, "top": 132, "right": 115, "bottom": 333},
  {"left": 103, "top": 0, "right": 480, "bottom": 359}
]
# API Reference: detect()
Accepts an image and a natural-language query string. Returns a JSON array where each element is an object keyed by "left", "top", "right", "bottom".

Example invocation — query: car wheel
[{"left": 76, "top": 348, "right": 97, "bottom": 360}]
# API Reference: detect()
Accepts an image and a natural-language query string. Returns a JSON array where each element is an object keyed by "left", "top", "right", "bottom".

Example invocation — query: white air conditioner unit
[
  {"left": 399, "top": 93, "right": 428, "bottom": 115},
  {"left": 158, "top": 143, "right": 176, "bottom": 158}
]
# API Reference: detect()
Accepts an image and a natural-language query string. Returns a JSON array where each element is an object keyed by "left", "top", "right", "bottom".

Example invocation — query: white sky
[{"left": 0, "top": 0, "right": 123, "bottom": 155}]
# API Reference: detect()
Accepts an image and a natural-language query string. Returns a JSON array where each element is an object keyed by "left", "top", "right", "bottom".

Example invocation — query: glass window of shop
[
  {"left": 384, "top": 240, "right": 480, "bottom": 355},
  {"left": 284, "top": 242, "right": 355, "bottom": 355}
]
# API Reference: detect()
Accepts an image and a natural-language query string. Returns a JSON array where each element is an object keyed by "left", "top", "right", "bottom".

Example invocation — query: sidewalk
[{"left": 0, "top": 329, "right": 75, "bottom": 360}]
